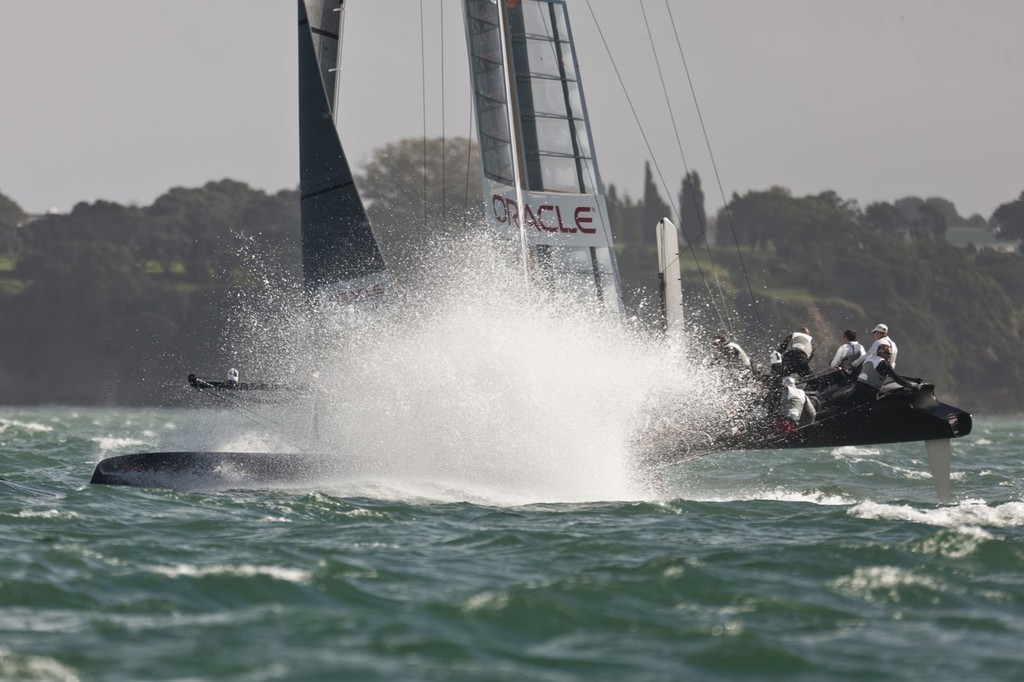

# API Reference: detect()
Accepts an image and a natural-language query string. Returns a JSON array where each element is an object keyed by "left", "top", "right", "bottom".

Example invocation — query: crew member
[
  {"left": 713, "top": 333, "right": 751, "bottom": 370},
  {"left": 853, "top": 323, "right": 898, "bottom": 369},
  {"left": 777, "top": 326, "right": 814, "bottom": 376},
  {"left": 776, "top": 375, "right": 816, "bottom": 434},
  {"left": 849, "top": 345, "right": 918, "bottom": 405},
  {"left": 816, "top": 328, "right": 866, "bottom": 401},
  {"left": 830, "top": 329, "right": 866, "bottom": 371}
]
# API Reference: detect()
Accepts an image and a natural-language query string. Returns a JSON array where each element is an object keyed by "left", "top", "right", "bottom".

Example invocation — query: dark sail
[{"left": 298, "top": 0, "right": 387, "bottom": 297}]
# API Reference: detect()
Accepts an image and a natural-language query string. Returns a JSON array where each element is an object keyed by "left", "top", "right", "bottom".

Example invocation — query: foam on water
[
  {"left": 91, "top": 435, "right": 147, "bottom": 452},
  {"left": 829, "top": 565, "right": 945, "bottom": 603},
  {"left": 850, "top": 498, "right": 1024, "bottom": 530},
  {"left": 149, "top": 563, "right": 313, "bottom": 583},
  {"left": 0, "top": 647, "right": 79, "bottom": 682},
  {"left": 0, "top": 418, "right": 53, "bottom": 434}
]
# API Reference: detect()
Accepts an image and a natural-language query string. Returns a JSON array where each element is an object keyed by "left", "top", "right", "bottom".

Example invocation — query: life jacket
[
  {"left": 837, "top": 341, "right": 865, "bottom": 368},
  {"left": 785, "top": 331, "right": 813, "bottom": 358},
  {"left": 857, "top": 355, "right": 889, "bottom": 389},
  {"left": 779, "top": 386, "right": 809, "bottom": 422}
]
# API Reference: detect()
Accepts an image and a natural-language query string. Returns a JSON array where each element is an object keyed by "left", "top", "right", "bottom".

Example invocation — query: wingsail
[{"left": 463, "top": 0, "right": 624, "bottom": 316}]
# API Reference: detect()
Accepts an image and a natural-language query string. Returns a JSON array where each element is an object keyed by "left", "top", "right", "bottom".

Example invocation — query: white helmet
[{"left": 226, "top": 368, "right": 239, "bottom": 381}]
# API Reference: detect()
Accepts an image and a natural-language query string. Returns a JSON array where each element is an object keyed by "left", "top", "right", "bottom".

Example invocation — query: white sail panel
[{"left": 485, "top": 182, "right": 615, "bottom": 248}]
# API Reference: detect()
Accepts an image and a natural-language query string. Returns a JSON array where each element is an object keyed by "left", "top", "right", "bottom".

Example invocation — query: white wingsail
[{"left": 462, "top": 0, "right": 624, "bottom": 317}]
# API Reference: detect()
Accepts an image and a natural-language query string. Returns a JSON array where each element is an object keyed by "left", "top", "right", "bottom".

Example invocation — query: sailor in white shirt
[
  {"left": 830, "top": 329, "right": 866, "bottom": 370},
  {"left": 852, "top": 323, "right": 898, "bottom": 369}
]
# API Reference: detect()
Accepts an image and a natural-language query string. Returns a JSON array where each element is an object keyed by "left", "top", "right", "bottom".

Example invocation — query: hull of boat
[
  {"left": 89, "top": 452, "right": 333, "bottom": 491},
  {"left": 654, "top": 384, "right": 972, "bottom": 465},
  {"left": 729, "top": 384, "right": 971, "bottom": 451}
]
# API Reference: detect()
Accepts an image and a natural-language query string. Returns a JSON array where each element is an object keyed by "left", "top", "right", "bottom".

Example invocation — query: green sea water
[{"left": 2, "top": 407, "right": 1022, "bottom": 681}]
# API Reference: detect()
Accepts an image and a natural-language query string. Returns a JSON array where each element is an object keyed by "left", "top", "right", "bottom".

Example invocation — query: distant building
[
  {"left": 18, "top": 208, "right": 66, "bottom": 227},
  {"left": 945, "top": 224, "right": 1020, "bottom": 254}
]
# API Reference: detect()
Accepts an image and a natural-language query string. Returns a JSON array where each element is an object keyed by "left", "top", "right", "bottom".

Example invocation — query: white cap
[
  {"left": 226, "top": 368, "right": 239, "bottom": 380},
  {"left": 782, "top": 376, "right": 797, "bottom": 387},
  {"left": 872, "top": 323, "right": 888, "bottom": 334}
]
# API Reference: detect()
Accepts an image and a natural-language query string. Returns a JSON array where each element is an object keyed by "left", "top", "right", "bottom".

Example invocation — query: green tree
[
  {"left": 677, "top": 171, "right": 707, "bottom": 246},
  {"left": 912, "top": 201, "right": 948, "bottom": 241},
  {"left": 146, "top": 180, "right": 300, "bottom": 285},
  {"left": 924, "top": 196, "right": 963, "bottom": 225},
  {"left": 606, "top": 182, "right": 659, "bottom": 326},
  {"left": 0, "top": 181, "right": 301, "bottom": 405},
  {"left": 0, "top": 191, "right": 26, "bottom": 228},
  {"left": 992, "top": 190, "right": 1024, "bottom": 241},
  {"left": 357, "top": 137, "right": 483, "bottom": 270},
  {"left": 722, "top": 186, "right": 797, "bottom": 251},
  {"left": 864, "top": 201, "right": 907, "bottom": 235},
  {"left": 641, "top": 162, "right": 671, "bottom": 240}
]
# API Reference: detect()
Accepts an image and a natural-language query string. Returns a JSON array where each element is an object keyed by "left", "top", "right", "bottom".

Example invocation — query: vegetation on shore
[{"left": 1, "top": 137, "right": 1022, "bottom": 411}]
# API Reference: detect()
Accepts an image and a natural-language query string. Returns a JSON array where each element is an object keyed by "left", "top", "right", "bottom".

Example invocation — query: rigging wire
[
  {"left": 190, "top": 387, "right": 313, "bottom": 456},
  {"left": 420, "top": 0, "right": 428, "bottom": 225},
  {"left": 663, "top": 0, "right": 765, "bottom": 336},
  {"left": 583, "top": 0, "right": 728, "bottom": 332},
  {"left": 639, "top": 0, "right": 735, "bottom": 335},
  {"left": 440, "top": 0, "right": 447, "bottom": 223}
]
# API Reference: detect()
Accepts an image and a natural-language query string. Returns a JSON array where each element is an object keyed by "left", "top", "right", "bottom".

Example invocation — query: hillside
[{"left": 1, "top": 141, "right": 1022, "bottom": 412}]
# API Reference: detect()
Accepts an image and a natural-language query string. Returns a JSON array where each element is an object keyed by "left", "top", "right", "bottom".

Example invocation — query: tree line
[{"left": 1, "top": 137, "right": 1023, "bottom": 411}]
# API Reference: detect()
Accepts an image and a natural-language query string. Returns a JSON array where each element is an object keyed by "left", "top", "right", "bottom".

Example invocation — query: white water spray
[{"left": 199, "top": 232, "right": 743, "bottom": 504}]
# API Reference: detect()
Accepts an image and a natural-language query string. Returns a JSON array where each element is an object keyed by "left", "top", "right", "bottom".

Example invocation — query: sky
[{"left": 2, "top": 1, "right": 1022, "bottom": 221}]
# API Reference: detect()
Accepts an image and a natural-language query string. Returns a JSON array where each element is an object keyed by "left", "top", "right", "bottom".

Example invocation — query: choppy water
[{"left": 2, "top": 407, "right": 1022, "bottom": 681}]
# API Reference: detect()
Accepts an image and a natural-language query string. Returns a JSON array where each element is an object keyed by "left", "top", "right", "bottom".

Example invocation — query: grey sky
[{"left": 2, "top": 1, "right": 1022, "bottom": 221}]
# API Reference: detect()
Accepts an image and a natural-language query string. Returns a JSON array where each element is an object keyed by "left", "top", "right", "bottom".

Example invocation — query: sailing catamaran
[{"left": 92, "top": 0, "right": 969, "bottom": 500}]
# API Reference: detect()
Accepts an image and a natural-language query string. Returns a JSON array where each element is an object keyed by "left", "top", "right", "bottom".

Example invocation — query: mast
[{"left": 495, "top": 0, "right": 532, "bottom": 289}]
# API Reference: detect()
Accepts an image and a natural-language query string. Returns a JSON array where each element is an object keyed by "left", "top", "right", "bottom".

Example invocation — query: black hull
[
  {"left": 89, "top": 452, "right": 333, "bottom": 491},
  {"left": 725, "top": 384, "right": 971, "bottom": 452}
]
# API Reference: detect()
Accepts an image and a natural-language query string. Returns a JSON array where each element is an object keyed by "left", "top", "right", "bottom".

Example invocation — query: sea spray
[{"left": 195, "top": 232, "right": 751, "bottom": 503}]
